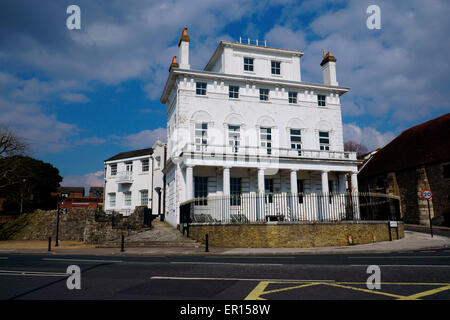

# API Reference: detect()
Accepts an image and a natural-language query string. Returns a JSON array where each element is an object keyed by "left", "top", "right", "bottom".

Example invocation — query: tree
[
  {"left": 0, "top": 156, "right": 62, "bottom": 213},
  {"left": 0, "top": 126, "right": 28, "bottom": 158},
  {"left": 344, "top": 140, "right": 369, "bottom": 156},
  {"left": 0, "top": 126, "right": 29, "bottom": 191}
]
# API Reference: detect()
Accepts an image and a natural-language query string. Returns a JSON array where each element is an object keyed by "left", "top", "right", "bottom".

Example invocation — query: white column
[
  {"left": 351, "top": 171, "right": 358, "bottom": 192},
  {"left": 290, "top": 170, "right": 298, "bottom": 194},
  {"left": 223, "top": 167, "right": 231, "bottom": 196},
  {"left": 351, "top": 171, "right": 360, "bottom": 220},
  {"left": 257, "top": 168, "right": 265, "bottom": 221},
  {"left": 223, "top": 166, "right": 231, "bottom": 222},
  {"left": 321, "top": 171, "right": 329, "bottom": 193},
  {"left": 257, "top": 168, "right": 265, "bottom": 193},
  {"left": 185, "top": 165, "right": 194, "bottom": 200},
  {"left": 320, "top": 170, "right": 329, "bottom": 221},
  {"left": 290, "top": 169, "right": 298, "bottom": 221}
]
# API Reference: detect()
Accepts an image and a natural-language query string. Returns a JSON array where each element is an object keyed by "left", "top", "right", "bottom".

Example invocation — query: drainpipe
[
  {"left": 162, "top": 144, "right": 167, "bottom": 221},
  {"left": 150, "top": 155, "right": 154, "bottom": 214}
]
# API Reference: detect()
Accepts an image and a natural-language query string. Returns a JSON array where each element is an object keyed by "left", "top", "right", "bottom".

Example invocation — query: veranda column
[
  {"left": 351, "top": 171, "right": 360, "bottom": 219},
  {"left": 223, "top": 166, "right": 231, "bottom": 222},
  {"left": 290, "top": 169, "right": 298, "bottom": 221},
  {"left": 321, "top": 171, "right": 329, "bottom": 193},
  {"left": 223, "top": 167, "right": 231, "bottom": 196},
  {"left": 320, "top": 170, "right": 329, "bottom": 221},
  {"left": 338, "top": 173, "right": 347, "bottom": 220},
  {"left": 185, "top": 165, "right": 194, "bottom": 201},
  {"left": 257, "top": 168, "right": 265, "bottom": 221}
]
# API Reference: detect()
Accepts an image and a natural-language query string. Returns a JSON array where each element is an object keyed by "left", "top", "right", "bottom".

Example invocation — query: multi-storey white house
[
  {"left": 161, "top": 28, "right": 359, "bottom": 228},
  {"left": 103, "top": 139, "right": 165, "bottom": 216}
]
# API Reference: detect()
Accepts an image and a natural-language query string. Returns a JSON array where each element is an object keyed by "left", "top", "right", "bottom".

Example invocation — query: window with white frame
[
  {"left": 229, "top": 85, "right": 239, "bottom": 99},
  {"left": 259, "top": 88, "right": 269, "bottom": 101},
  {"left": 260, "top": 127, "right": 272, "bottom": 155},
  {"left": 230, "top": 178, "right": 242, "bottom": 206},
  {"left": 290, "top": 129, "right": 302, "bottom": 156},
  {"left": 141, "top": 159, "right": 149, "bottom": 172},
  {"left": 195, "top": 123, "right": 208, "bottom": 151},
  {"left": 271, "top": 61, "right": 281, "bottom": 75},
  {"left": 196, "top": 82, "right": 207, "bottom": 95},
  {"left": 110, "top": 163, "right": 117, "bottom": 176},
  {"left": 318, "top": 95, "right": 326, "bottom": 106},
  {"left": 125, "top": 161, "right": 133, "bottom": 172},
  {"left": 265, "top": 178, "right": 274, "bottom": 203},
  {"left": 140, "top": 189, "right": 148, "bottom": 206},
  {"left": 228, "top": 125, "right": 240, "bottom": 153},
  {"left": 194, "top": 177, "right": 208, "bottom": 206},
  {"left": 319, "top": 131, "right": 330, "bottom": 150},
  {"left": 244, "top": 57, "right": 254, "bottom": 71},
  {"left": 124, "top": 191, "right": 131, "bottom": 206},
  {"left": 109, "top": 193, "right": 116, "bottom": 207},
  {"left": 288, "top": 91, "right": 297, "bottom": 104},
  {"left": 297, "top": 180, "right": 304, "bottom": 203}
]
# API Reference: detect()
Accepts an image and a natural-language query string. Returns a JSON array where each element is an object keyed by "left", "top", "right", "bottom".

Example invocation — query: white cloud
[
  {"left": 60, "top": 93, "right": 90, "bottom": 103},
  {"left": 264, "top": 25, "right": 306, "bottom": 50},
  {"left": 62, "top": 170, "right": 104, "bottom": 194},
  {"left": 343, "top": 123, "right": 395, "bottom": 150},
  {"left": 112, "top": 127, "right": 166, "bottom": 149}
]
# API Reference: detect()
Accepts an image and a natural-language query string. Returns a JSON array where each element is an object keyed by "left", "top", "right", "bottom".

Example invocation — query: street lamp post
[
  {"left": 20, "top": 178, "right": 26, "bottom": 214},
  {"left": 155, "top": 187, "right": 162, "bottom": 221},
  {"left": 55, "top": 203, "right": 60, "bottom": 247}
]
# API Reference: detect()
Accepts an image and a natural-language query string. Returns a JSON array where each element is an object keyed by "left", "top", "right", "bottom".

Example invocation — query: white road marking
[
  {"left": 205, "top": 256, "right": 296, "bottom": 259},
  {"left": 42, "top": 258, "right": 123, "bottom": 263},
  {"left": 350, "top": 264, "right": 450, "bottom": 267},
  {"left": 0, "top": 269, "right": 67, "bottom": 277},
  {"left": 170, "top": 261, "right": 284, "bottom": 266},
  {"left": 347, "top": 256, "right": 450, "bottom": 259},
  {"left": 151, "top": 276, "right": 335, "bottom": 282}
]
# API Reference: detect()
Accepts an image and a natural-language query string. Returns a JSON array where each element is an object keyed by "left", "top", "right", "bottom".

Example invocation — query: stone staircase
[{"left": 97, "top": 219, "right": 200, "bottom": 248}]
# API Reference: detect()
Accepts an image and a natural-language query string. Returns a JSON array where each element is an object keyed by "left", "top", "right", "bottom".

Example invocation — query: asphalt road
[{"left": 1, "top": 249, "right": 450, "bottom": 302}]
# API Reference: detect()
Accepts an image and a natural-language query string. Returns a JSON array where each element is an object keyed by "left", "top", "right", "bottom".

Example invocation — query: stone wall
[
  {"left": 0, "top": 207, "right": 150, "bottom": 243},
  {"left": 359, "top": 161, "right": 450, "bottom": 226},
  {"left": 188, "top": 221, "right": 404, "bottom": 248}
]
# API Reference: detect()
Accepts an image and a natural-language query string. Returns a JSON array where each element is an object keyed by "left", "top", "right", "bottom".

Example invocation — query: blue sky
[{"left": 1, "top": 0, "right": 449, "bottom": 190}]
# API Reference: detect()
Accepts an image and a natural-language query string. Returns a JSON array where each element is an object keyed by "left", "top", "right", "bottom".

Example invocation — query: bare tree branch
[{"left": 0, "top": 125, "right": 29, "bottom": 158}]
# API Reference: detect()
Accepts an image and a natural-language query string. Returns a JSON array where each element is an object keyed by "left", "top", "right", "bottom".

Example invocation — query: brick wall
[{"left": 188, "top": 221, "right": 404, "bottom": 248}]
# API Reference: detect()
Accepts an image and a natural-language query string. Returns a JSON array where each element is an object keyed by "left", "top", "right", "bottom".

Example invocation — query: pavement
[{"left": 0, "top": 229, "right": 449, "bottom": 256}]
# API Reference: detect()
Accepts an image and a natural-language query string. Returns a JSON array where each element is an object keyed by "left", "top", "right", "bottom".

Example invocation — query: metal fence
[{"left": 180, "top": 192, "right": 400, "bottom": 224}]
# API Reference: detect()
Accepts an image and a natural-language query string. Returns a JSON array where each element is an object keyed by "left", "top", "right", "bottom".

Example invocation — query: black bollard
[
  {"left": 121, "top": 234, "right": 125, "bottom": 252},
  {"left": 48, "top": 237, "right": 51, "bottom": 252},
  {"left": 205, "top": 233, "right": 209, "bottom": 252}
]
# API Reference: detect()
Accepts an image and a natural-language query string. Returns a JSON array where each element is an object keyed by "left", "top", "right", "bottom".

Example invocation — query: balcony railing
[
  {"left": 115, "top": 171, "right": 133, "bottom": 184},
  {"left": 180, "top": 192, "right": 401, "bottom": 224},
  {"left": 180, "top": 143, "right": 357, "bottom": 161}
]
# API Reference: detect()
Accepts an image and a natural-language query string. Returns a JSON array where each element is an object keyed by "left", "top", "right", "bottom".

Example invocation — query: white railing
[
  {"left": 181, "top": 143, "right": 357, "bottom": 161},
  {"left": 115, "top": 171, "right": 133, "bottom": 184}
]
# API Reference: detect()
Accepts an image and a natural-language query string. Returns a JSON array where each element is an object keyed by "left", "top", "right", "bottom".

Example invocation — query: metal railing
[
  {"left": 180, "top": 192, "right": 400, "bottom": 224},
  {"left": 115, "top": 171, "right": 133, "bottom": 184},
  {"left": 180, "top": 143, "right": 357, "bottom": 161}
]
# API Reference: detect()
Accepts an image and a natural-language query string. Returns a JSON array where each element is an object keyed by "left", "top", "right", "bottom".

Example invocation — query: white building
[
  {"left": 161, "top": 28, "right": 359, "bottom": 228},
  {"left": 103, "top": 139, "right": 165, "bottom": 216}
]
